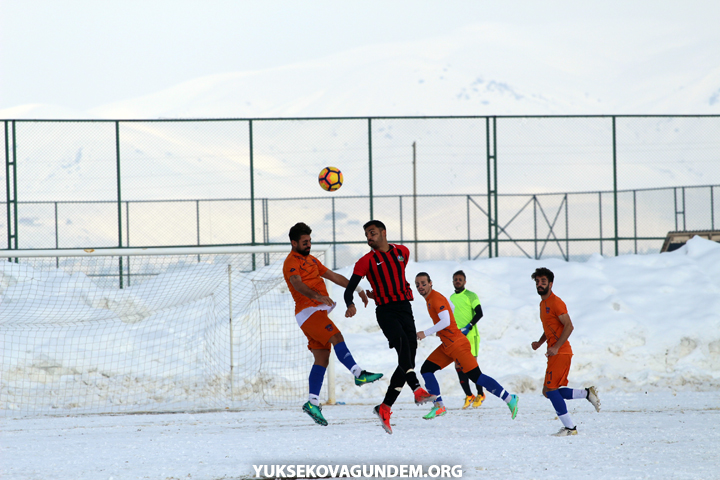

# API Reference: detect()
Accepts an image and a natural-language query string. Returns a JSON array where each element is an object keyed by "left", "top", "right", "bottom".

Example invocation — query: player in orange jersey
[
  {"left": 283, "top": 222, "right": 383, "bottom": 427},
  {"left": 414, "top": 272, "right": 518, "bottom": 420},
  {"left": 531, "top": 267, "right": 601, "bottom": 436}
]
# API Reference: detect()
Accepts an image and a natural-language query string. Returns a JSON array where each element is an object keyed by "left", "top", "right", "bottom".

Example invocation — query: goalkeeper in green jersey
[{"left": 449, "top": 270, "right": 485, "bottom": 409}]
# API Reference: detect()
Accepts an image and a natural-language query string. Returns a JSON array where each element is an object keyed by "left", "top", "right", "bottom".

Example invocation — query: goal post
[{"left": 0, "top": 244, "right": 336, "bottom": 417}]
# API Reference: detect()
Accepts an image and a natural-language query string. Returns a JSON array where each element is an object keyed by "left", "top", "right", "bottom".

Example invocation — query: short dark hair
[
  {"left": 531, "top": 267, "right": 554, "bottom": 283},
  {"left": 453, "top": 270, "right": 466, "bottom": 279},
  {"left": 288, "top": 222, "right": 312, "bottom": 242},
  {"left": 363, "top": 220, "right": 386, "bottom": 231},
  {"left": 415, "top": 272, "right": 431, "bottom": 282}
]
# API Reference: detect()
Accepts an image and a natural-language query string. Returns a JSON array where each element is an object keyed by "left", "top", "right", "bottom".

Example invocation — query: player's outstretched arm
[
  {"left": 343, "top": 273, "right": 364, "bottom": 317},
  {"left": 321, "top": 269, "right": 351, "bottom": 288},
  {"left": 288, "top": 275, "right": 334, "bottom": 306},
  {"left": 322, "top": 270, "right": 368, "bottom": 307}
]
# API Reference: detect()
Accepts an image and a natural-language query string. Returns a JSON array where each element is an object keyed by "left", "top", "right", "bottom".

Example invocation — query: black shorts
[{"left": 375, "top": 300, "right": 418, "bottom": 353}]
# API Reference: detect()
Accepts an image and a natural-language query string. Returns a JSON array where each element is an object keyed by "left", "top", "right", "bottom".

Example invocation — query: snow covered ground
[
  {"left": 2, "top": 392, "right": 718, "bottom": 480},
  {"left": 1, "top": 237, "right": 719, "bottom": 479}
]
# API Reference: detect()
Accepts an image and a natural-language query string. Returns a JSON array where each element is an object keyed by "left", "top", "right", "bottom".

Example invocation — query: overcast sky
[{"left": 1, "top": 0, "right": 718, "bottom": 112}]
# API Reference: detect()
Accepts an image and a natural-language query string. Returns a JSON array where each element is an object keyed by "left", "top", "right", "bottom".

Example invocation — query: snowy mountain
[{"left": 3, "top": 22, "right": 720, "bottom": 120}]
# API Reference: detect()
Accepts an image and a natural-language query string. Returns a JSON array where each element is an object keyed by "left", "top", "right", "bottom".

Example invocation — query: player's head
[
  {"left": 452, "top": 270, "right": 466, "bottom": 290},
  {"left": 363, "top": 220, "right": 387, "bottom": 250},
  {"left": 289, "top": 222, "right": 312, "bottom": 256},
  {"left": 531, "top": 267, "right": 554, "bottom": 296},
  {"left": 415, "top": 272, "right": 433, "bottom": 297}
]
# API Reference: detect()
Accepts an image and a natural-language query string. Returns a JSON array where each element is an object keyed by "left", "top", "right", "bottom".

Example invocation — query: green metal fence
[{"left": 3, "top": 116, "right": 720, "bottom": 268}]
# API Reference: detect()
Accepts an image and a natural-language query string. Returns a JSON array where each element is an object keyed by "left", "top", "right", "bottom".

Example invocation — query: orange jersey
[
  {"left": 283, "top": 251, "right": 330, "bottom": 314},
  {"left": 539, "top": 291, "right": 573, "bottom": 355},
  {"left": 424, "top": 289, "right": 465, "bottom": 348}
]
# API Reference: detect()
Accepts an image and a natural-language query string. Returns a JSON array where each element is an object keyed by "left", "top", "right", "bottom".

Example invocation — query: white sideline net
[{"left": 0, "top": 248, "right": 326, "bottom": 417}]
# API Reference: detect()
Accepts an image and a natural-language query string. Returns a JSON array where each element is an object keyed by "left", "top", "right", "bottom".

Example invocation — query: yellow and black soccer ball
[{"left": 318, "top": 166, "right": 343, "bottom": 192}]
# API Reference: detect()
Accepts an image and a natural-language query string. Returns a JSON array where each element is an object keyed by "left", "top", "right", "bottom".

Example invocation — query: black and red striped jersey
[{"left": 352, "top": 244, "right": 413, "bottom": 306}]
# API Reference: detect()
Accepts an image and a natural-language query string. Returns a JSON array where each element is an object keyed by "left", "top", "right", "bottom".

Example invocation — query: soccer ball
[{"left": 318, "top": 166, "right": 343, "bottom": 192}]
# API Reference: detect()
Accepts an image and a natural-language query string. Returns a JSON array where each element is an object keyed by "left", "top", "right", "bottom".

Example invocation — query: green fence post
[
  {"left": 4, "top": 121, "right": 11, "bottom": 251},
  {"left": 12, "top": 121, "right": 17, "bottom": 253},
  {"left": 332, "top": 196, "right": 336, "bottom": 269},
  {"left": 486, "top": 117, "right": 493, "bottom": 258},
  {"left": 673, "top": 187, "right": 678, "bottom": 231},
  {"left": 612, "top": 116, "right": 619, "bottom": 256},
  {"left": 115, "top": 121, "right": 123, "bottom": 248},
  {"left": 126, "top": 200, "right": 131, "bottom": 287},
  {"left": 399, "top": 196, "right": 404, "bottom": 242},
  {"left": 633, "top": 190, "right": 638, "bottom": 254},
  {"left": 412, "top": 141, "right": 417, "bottom": 262},
  {"left": 486, "top": 117, "right": 498, "bottom": 257},
  {"left": 533, "top": 195, "right": 538, "bottom": 259},
  {"left": 466, "top": 195, "right": 471, "bottom": 260},
  {"left": 115, "top": 121, "right": 124, "bottom": 288},
  {"left": 493, "top": 117, "right": 499, "bottom": 257},
  {"left": 711, "top": 186, "right": 715, "bottom": 230},
  {"left": 368, "top": 118, "right": 374, "bottom": 220},
  {"left": 565, "top": 193, "right": 569, "bottom": 260},
  {"left": 54, "top": 202, "right": 59, "bottom": 267},
  {"left": 5, "top": 121, "right": 19, "bottom": 255},
  {"left": 599, "top": 191, "right": 603, "bottom": 256},
  {"left": 249, "top": 119, "right": 256, "bottom": 270}
]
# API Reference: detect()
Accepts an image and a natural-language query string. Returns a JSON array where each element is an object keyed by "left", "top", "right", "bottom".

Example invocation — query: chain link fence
[{"left": 3, "top": 116, "right": 719, "bottom": 268}]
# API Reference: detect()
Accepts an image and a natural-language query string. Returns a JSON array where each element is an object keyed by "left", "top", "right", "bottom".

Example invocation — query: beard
[
  {"left": 299, "top": 247, "right": 310, "bottom": 256},
  {"left": 536, "top": 285, "right": 549, "bottom": 296}
]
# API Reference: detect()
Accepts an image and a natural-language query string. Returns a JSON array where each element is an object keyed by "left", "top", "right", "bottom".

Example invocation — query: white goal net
[{"left": 0, "top": 245, "right": 333, "bottom": 417}]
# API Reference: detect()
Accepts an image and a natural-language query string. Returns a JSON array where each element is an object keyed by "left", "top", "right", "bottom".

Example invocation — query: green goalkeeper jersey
[{"left": 450, "top": 288, "right": 481, "bottom": 354}]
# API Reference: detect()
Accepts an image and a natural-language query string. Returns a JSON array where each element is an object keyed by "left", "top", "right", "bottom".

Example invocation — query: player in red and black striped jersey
[{"left": 344, "top": 220, "right": 436, "bottom": 434}]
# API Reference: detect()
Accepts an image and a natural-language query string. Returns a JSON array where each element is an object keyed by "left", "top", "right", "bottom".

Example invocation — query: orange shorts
[
  {"left": 545, "top": 353, "right": 572, "bottom": 389},
  {"left": 426, "top": 340, "right": 478, "bottom": 373},
  {"left": 300, "top": 310, "right": 339, "bottom": 351}
]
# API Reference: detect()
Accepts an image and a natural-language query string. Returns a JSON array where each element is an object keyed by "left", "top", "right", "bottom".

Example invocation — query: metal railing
[
  {"left": 2, "top": 183, "right": 716, "bottom": 268},
  {"left": 3, "top": 115, "right": 719, "bottom": 267}
]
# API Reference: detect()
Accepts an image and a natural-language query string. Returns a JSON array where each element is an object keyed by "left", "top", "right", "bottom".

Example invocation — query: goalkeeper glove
[{"left": 460, "top": 325, "right": 471, "bottom": 335}]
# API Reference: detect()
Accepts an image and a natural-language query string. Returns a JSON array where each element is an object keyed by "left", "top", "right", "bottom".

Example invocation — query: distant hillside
[{"left": 2, "top": 23, "right": 720, "bottom": 120}]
